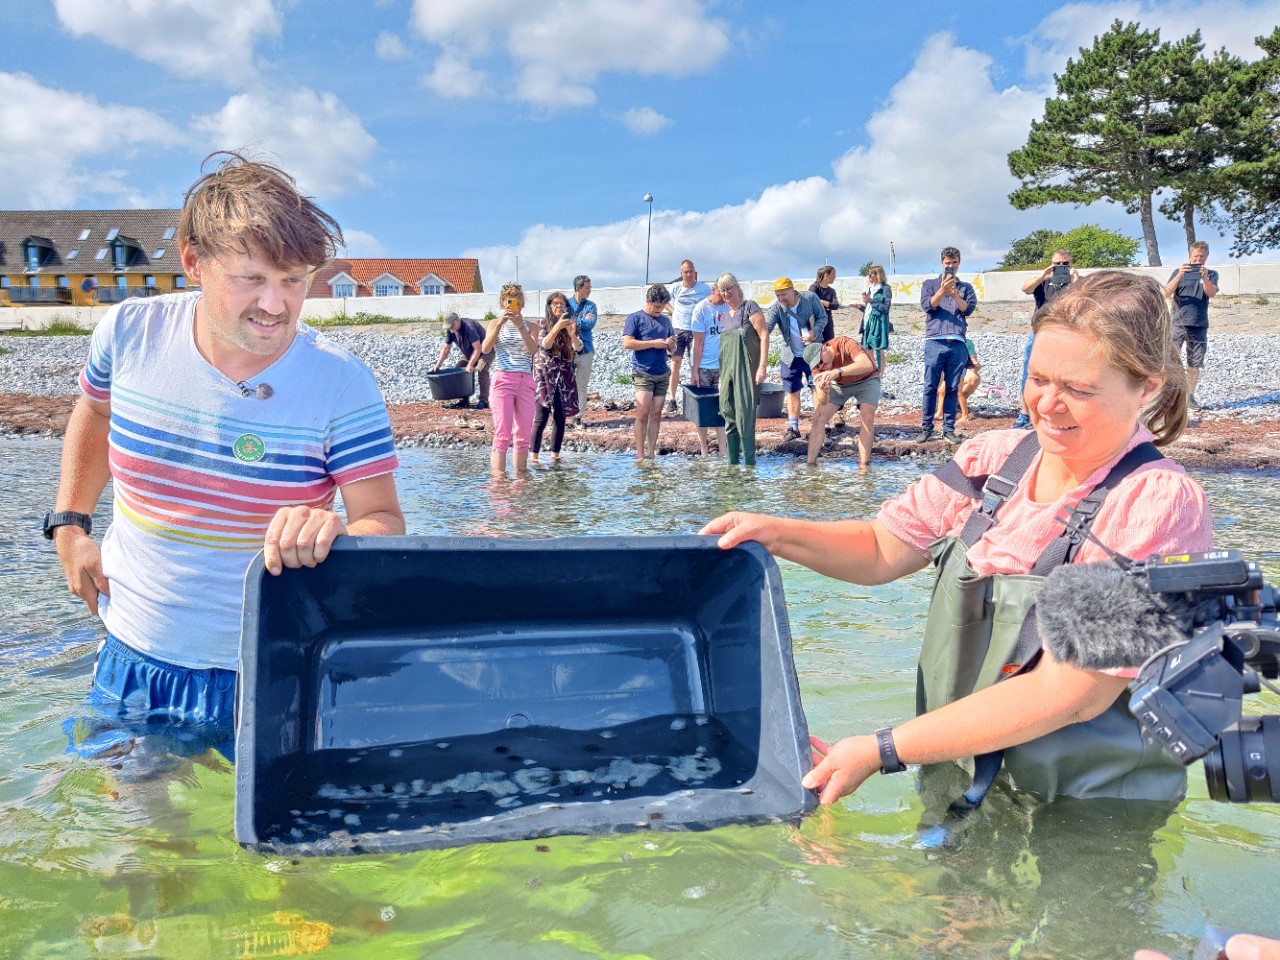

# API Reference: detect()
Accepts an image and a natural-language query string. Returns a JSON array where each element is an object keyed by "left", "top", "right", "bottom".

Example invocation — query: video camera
[{"left": 1126, "top": 550, "right": 1280, "bottom": 802}]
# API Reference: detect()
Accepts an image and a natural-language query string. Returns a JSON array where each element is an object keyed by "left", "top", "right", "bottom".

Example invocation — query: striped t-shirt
[
  {"left": 80, "top": 291, "right": 398, "bottom": 669},
  {"left": 492, "top": 315, "right": 535, "bottom": 373}
]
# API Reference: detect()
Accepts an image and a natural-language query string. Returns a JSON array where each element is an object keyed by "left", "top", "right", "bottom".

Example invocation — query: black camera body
[{"left": 1127, "top": 550, "right": 1280, "bottom": 802}]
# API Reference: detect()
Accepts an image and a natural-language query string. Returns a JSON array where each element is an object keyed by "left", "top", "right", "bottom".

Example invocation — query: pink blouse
[
  {"left": 878, "top": 429, "right": 1213, "bottom": 677},
  {"left": 878, "top": 428, "right": 1213, "bottom": 573}
]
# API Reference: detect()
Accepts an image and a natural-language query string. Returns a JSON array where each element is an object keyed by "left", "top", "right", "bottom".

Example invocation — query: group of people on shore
[
  {"left": 443, "top": 259, "right": 898, "bottom": 473},
  {"left": 437, "top": 240, "right": 1216, "bottom": 473}
]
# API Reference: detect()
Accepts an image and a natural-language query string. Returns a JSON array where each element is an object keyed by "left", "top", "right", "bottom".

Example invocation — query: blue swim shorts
[{"left": 64, "top": 633, "right": 237, "bottom": 763}]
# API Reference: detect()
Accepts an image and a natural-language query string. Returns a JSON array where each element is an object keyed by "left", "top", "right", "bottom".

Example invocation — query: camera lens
[{"left": 1203, "top": 716, "right": 1280, "bottom": 802}]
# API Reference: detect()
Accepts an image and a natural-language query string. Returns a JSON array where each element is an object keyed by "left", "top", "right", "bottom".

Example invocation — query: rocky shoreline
[{"left": 2, "top": 296, "right": 1279, "bottom": 471}]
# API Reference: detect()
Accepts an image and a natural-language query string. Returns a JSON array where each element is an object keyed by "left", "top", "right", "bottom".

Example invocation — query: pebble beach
[{"left": 2, "top": 296, "right": 1278, "bottom": 469}]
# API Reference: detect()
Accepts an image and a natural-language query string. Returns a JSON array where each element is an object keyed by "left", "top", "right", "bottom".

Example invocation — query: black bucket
[
  {"left": 682, "top": 384, "right": 724, "bottom": 428},
  {"left": 758, "top": 382, "right": 785, "bottom": 418},
  {"left": 235, "top": 536, "right": 815, "bottom": 854},
  {"left": 424, "top": 366, "right": 474, "bottom": 402}
]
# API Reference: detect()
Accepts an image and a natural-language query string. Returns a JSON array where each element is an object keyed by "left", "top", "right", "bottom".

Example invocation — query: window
[
  {"left": 28, "top": 276, "right": 40, "bottom": 287},
  {"left": 95, "top": 248, "right": 108, "bottom": 260},
  {"left": 422, "top": 283, "right": 444, "bottom": 295},
  {"left": 144, "top": 275, "right": 156, "bottom": 288},
  {"left": 78, "top": 228, "right": 91, "bottom": 241},
  {"left": 27, "top": 246, "right": 41, "bottom": 269},
  {"left": 333, "top": 282, "right": 355, "bottom": 298},
  {"left": 374, "top": 283, "right": 401, "bottom": 296},
  {"left": 117, "top": 276, "right": 128, "bottom": 288},
  {"left": 0, "top": 277, "right": 9, "bottom": 288},
  {"left": 111, "top": 243, "right": 132, "bottom": 270},
  {"left": 67, "top": 248, "right": 80, "bottom": 260},
  {"left": 153, "top": 248, "right": 166, "bottom": 259},
  {"left": 175, "top": 276, "right": 186, "bottom": 290},
  {"left": 105, "top": 228, "right": 119, "bottom": 242},
  {"left": 57, "top": 276, "right": 70, "bottom": 288},
  {"left": 162, "top": 227, "right": 175, "bottom": 240}
]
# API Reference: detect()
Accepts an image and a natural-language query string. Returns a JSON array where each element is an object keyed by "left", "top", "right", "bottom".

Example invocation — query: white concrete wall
[{"left": 6, "top": 263, "right": 1280, "bottom": 330}]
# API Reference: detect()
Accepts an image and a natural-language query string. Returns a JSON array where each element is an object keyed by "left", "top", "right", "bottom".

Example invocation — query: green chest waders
[
  {"left": 916, "top": 432, "right": 1188, "bottom": 803},
  {"left": 719, "top": 325, "right": 761, "bottom": 466}
]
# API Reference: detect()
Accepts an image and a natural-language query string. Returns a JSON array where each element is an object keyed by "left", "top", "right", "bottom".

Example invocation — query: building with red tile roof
[{"left": 310, "top": 258, "right": 482, "bottom": 299}]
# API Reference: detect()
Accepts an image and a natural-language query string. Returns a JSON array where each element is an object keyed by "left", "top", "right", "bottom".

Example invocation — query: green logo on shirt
[{"left": 233, "top": 434, "right": 266, "bottom": 463}]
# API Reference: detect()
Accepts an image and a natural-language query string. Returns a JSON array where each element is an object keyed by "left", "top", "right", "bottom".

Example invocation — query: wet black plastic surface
[{"left": 236, "top": 536, "right": 813, "bottom": 854}]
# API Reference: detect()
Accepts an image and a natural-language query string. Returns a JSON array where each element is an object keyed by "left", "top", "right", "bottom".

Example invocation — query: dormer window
[
  {"left": 22, "top": 236, "right": 54, "bottom": 271},
  {"left": 110, "top": 236, "right": 143, "bottom": 271}
]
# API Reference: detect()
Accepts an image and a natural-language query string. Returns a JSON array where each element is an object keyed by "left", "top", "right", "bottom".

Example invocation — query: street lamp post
[{"left": 643, "top": 193, "right": 653, "bottom": 286}]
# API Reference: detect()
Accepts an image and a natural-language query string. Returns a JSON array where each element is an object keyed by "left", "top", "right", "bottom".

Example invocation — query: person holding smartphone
[
  {"left": 1014, "top": 250, "right": 1079, "bottom": 428},
  {"left": 1163, "top": 241, "right": 1219, "bottom": 410},
  {"left": 917, "top": 246, "right": 976, "bottom": 444}
]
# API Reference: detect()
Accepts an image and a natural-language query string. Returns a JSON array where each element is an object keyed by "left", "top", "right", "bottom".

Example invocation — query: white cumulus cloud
[
  {"left": 192, "top": 88, "right": 377, "bottom": 199},
  {"left": 621, "top": 107, "right": 673, "bottom": 137},
  {"left": 464, "top": 33, "right": 1044, "bottom": 287},
  {"left": 338, "top": 229, "right": 388, "bottom": 258},
  {"left": 51, "top": 0, "right": 282, "bottom": 84},
  {"left": 0, "top": 72, "right": 185, "bottom": 208},
  {"left": 421, "top": 53, "right": 489, "bottom": 99},
  {"left": 410, "top": 0, "right": 730, "bottom": 108},
  {"left": 376, "top": 31, "right": 411, "bottom": 61}
]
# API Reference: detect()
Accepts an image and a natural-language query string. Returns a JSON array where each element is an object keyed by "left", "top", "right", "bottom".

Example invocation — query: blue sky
[{"left": 2, "top": 0, "right": 1278, "bottom": 289}]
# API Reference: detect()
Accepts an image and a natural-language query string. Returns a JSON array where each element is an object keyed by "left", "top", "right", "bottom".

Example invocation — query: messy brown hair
[
  {"left": 178, "top": 151, "right": 343, "bottom": 268},
  {"left": 1033, "top": 270, "right": 1188, "bottom": 445}
]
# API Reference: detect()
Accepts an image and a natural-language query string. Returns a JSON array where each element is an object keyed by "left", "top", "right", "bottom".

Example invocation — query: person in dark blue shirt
[{"left": 917, "top": 246, "right": 976, "bottom": 444}]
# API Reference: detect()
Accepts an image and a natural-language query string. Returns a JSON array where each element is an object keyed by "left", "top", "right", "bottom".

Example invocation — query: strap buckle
[
  {"left": 1059, "top": 498, "right": 1103, "bottom": 544},
  {"left": 978, "top": 474, "right": 1018, "bottom": 516}
]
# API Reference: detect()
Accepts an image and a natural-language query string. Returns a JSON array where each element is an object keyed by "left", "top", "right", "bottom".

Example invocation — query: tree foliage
[
  {"left": 1009, "top": 21, "right": 1280, "bottom": 262},
  {"left": 1204, "top": 27, "right": 1280, "bottom": 256},
  {"left": 1008, "top": 21, "right": 1201, "bottom": 266},
  {"left": 998, "top": 229, "right": 1063, "bottom": 269},
  {"left": 996, "top": 225, "right": 1139, "bottom": 270}
]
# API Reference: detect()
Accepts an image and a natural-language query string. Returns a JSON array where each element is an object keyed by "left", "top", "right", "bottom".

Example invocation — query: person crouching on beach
[
  {"left": 622, "top": 283, "right": 674, "bottom": 463},
  {"left": 482, "top": 282, "right": 539, "bottom": 476},
  {"left": 805, "top": 337, "right": 881, "bottom": 470}
]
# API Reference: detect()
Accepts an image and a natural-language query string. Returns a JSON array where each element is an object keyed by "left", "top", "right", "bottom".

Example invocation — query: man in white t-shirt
[
  {"left": 47, "top": 152, "right": 405, "bottom": 761},
  {"left": 663, "top": 259, "right": 712, "bottom": 414},
  {"left": 688, "top": 286, "right": 728, "bottom": 456}
]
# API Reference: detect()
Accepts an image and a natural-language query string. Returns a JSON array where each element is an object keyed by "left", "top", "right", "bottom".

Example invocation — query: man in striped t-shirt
[{"left": 47, "top": 153, "right": 405, "bottom": 760}]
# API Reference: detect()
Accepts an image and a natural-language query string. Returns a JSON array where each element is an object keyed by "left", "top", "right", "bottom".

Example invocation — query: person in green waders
[
  {"left": 703, "top": 271, "right": 1213, "bottom": 806},
  {"left": 713, "top": 272, "right": 770, "bottom": 466}
]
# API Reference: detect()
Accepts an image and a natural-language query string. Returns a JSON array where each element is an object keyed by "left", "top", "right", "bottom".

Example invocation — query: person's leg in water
[{"left": 548, "top": 391, "right": 567, "bottom": 462}]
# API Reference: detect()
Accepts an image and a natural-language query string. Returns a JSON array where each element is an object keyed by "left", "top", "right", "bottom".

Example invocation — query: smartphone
[
  {"left": 1052, "top": 264, "right": 1071, "bottom": 283},
  {"left": 506, "top": 297, "right": 520, "bottom": 312},
  {"left": 1185, "top": 264, "right": 1202, "bottom": 277},
  {"left": 944, "top": 266, "right": 956, "bottom": 278}
]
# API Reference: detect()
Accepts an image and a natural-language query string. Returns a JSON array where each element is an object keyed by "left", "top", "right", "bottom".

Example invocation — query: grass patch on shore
[
  {"left": 0, "top": 317, "right": 89, "bottom": 336},
  {"left": 308, "top": 311, "right": 433, "bottom": 329},
  {"left": 614, "top": 373, "right": 633, "bottom": 386}
]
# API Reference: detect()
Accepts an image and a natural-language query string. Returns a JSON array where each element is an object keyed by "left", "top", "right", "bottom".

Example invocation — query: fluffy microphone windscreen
[{"left": 1037, "top": 563, "right": 1222, "bottom": 670}]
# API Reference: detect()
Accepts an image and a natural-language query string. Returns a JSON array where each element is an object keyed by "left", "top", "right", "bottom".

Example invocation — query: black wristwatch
[
  {"left": 874, "top": 727, "right": 907, "bottom": 774},
  {"left": 43, "top": 510, "right": 93, "bottom": 540}
]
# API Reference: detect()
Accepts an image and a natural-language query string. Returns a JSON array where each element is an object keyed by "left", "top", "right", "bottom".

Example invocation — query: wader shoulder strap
[
  {"left": 931, "top": 432, "right": 1041, "bottom": 549},
  {"left": 1028, "top": 442, "right": 1165, "bottom": 576}
]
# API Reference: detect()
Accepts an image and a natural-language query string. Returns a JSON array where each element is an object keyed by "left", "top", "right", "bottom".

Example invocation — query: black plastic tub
[
  {"left": 758, "top": 382, "right": 785, "bottom": 419},
  {"left": 682, "top": 384, "right": 725, "bottom": 428},
  {"left": 424, "top": 366, "right": 474, "bottom": 401},
  {"left": 235, "top": 536, "right": 814, "bottom": 855}
]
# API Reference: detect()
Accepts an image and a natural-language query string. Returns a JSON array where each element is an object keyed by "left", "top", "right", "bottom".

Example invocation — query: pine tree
[
  {"left": 1007, "top": 21, "right": 1200, "bottom": 266},
  {"left": 1206, "top": 28, "right": 1280, "bottom": 255}
]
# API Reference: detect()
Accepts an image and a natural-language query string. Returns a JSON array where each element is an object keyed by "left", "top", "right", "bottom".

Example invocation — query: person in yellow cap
[{"left": 764, "top": 276, "right": 828, "bottom": 442}]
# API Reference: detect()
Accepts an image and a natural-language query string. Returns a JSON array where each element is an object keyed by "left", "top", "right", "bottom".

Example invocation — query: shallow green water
[{"left": 2, "top": 439, "right": 1278, "bottom": 959}]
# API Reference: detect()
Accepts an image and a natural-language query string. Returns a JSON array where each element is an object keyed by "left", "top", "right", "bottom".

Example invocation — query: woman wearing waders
[
  {"left": 714, "top": 272, "right": 770, "bottom": 466},
  {"left": 703, "top": 272, "right": 1213, "bottom": 806}
]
